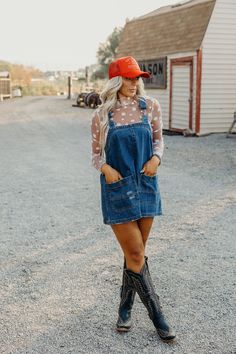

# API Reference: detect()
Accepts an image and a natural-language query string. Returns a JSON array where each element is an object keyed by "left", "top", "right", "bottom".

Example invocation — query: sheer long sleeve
[
  {"left": 91, "top": 111, "right": 106, "bottom": 171},
  {"left": 150, "top": 99, "right": 164, "bottom": 163}
]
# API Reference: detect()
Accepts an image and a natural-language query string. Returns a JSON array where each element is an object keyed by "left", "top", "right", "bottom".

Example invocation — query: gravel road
[{"left": 0, "top": 96, "right": 235, "bottom": 354}]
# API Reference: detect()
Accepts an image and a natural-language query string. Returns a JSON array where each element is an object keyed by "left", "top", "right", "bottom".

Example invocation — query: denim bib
[{"left": 100, "top": 97, "right": 162, "bottom": 225}]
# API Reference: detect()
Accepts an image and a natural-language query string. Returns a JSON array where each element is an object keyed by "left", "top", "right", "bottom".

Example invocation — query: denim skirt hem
[{"left": 103, "top": 211, "right": 162, "bottom": 225}]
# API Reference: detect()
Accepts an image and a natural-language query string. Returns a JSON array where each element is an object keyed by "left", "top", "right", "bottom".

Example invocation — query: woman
[{"left": 91, "top": 56, "right": 176, "bottom": 341}]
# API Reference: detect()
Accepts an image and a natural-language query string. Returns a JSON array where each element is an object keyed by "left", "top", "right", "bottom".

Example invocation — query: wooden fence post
[{"left": 67, "top": 76, "right": 72, "bottom": 99}]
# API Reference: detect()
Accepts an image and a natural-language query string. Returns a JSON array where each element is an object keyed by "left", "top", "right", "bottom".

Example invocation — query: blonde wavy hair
[{"left": 98, "top": 76, "right": 146, "bottom": 158}]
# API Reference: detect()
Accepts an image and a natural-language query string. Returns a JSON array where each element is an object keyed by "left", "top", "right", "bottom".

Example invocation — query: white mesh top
[{"left": 91, "top": 94, "right": 164, "bottom": 171}]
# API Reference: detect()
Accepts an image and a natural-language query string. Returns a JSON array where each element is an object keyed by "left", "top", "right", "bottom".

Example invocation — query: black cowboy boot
[
  {"left": 125, "top": 260, "right": 176, "bottom": 341},
  {"left": 116, "top": 256, "right": 149, "bottom": 331},
  {"left": 116, "top": 257, "right": 136, "bottom": 332}
]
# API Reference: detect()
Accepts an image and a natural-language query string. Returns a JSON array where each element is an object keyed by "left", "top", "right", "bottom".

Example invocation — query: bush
[{"left": 22, "top": 83, "right": 60, "bottom": 96}]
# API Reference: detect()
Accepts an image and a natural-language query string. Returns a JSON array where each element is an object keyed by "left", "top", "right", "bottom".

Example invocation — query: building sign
[{"left": 138, "top": 58, "right": 167, "bottom": 89}]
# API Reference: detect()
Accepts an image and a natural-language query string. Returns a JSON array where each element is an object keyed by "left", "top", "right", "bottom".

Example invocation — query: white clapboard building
[
  {"left": 0, "top": 71, "right": 11, "bottom": 101},
  {"left": 117, "top": 0, "right": 236, "bottom": 135}
]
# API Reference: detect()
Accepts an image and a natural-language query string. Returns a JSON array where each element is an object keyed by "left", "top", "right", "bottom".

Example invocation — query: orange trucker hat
[{"left": 109, "top": 56, "right": 151, "bottom": 79}]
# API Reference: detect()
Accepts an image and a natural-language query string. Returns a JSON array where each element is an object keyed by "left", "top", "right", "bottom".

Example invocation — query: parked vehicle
[
  {"left": 74, "top": 91, "right": 101, "bottom": 109},
  {"left": 12, "top": 87, "right": 23, "bottom": 98}
]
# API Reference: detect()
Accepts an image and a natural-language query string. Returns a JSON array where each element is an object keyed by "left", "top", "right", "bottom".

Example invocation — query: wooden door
[{"left": 169, "top": 57, "right": 193, "bottom": 131}]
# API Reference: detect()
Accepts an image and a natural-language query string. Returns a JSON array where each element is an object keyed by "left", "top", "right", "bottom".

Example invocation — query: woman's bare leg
[
  {"left": 111, "top": 221, "right": 145, "bottom": 273},
  {"left": 137, "top": 217, "right": 154, "bottom": 248},
  {"left": 111, "top": 217, "right": 154, "bottom": 272}
]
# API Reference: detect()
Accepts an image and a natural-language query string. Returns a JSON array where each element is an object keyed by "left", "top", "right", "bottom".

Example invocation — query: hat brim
[
  {"left": 123, "top": 70, "right": 151, "bottom": 79},
  {"left": 139, "top": 71, "right": 151, "bottom": 78}
]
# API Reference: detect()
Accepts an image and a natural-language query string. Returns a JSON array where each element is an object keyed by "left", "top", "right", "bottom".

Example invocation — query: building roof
[
  {"left": 117, "top": 0, "right": 216, "bottom": 59},
  {"left": 0, "top": 71, "right": 10, "bottom": 78}
]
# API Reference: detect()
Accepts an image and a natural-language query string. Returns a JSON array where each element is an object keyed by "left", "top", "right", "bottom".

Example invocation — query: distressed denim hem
[{"left": 103, "top": 212, "right": 162, "bottom": 225}]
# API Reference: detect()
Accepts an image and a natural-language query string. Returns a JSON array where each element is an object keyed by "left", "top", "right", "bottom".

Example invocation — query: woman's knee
[{"left": 127, "top": 247, "right": 145, "bottom": 265}]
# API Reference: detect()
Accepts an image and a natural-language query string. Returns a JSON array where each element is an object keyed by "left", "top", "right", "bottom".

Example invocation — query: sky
[{"left": 0, "top": 0, "right": 179, "bottom": 71}]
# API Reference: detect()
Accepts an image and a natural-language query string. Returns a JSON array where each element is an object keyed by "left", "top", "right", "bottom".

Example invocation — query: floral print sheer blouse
[{"left": 91, "top": 94, "right": 164, "bottom": 172}]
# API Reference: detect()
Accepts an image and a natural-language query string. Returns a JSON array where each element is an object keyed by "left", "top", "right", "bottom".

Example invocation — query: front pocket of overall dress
[
  {"left": 140, "top": 173, "right": 159, "bottom": 196},
  {"left": 140, "top": 173, "right": 162, "bottom": 214},
  {"left": 140, "top": 173, "right": 160, "bottom": 203},
  {"left": 105, "top": 175, "right": 138, "bottom": 212}
]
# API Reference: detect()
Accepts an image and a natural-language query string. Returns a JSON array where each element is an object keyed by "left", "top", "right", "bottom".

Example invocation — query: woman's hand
[
  {"left": 141, "top": 155, "right": 160, "bottom": 176},
  {"left": 101, "top": 163, "right": 123, "bottom": 184}
]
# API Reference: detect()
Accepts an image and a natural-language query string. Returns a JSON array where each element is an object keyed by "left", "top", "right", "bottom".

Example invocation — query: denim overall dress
[{"left": 100, "top": 97, "right": 162, "bottom": 225}]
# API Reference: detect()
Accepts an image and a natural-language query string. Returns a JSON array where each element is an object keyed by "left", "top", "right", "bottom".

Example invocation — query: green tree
[
  {"left": 92, "top": 26, "right": 123, "bottom": 80},
  {"left": 0, "top": 60, "right": 11, "bottom": 72}
]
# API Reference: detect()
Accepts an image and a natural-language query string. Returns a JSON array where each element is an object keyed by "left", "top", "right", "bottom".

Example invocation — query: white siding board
[
  {"left": 200, "top": 0, "right": 236, "bottom": 134},
  {"left": 209, "top": 16, "right": 236, "bottom": 20},
  {"left": 202, "top": 66, "right": 236, "bottom": 71}
]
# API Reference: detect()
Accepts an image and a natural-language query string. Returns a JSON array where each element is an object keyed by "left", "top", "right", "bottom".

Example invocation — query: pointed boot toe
[
  {"left": 156, "top": 327, "right": 176, "bottom": 341},
  {"left": 116, "top": 314, "right": 132, "bottom": 332}
]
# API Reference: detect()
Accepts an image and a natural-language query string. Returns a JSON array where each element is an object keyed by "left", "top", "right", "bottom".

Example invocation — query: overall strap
[
  {"left": 138, "top": 97, "right": 148, "bottom": 123},
  {"left": 108, "top": 110, "right": 116, "bottom": 128}
]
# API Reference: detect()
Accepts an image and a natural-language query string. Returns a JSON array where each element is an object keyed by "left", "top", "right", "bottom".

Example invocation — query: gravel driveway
[{"left": 0, "top": 96, "right": 235, "bottom": 354}]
